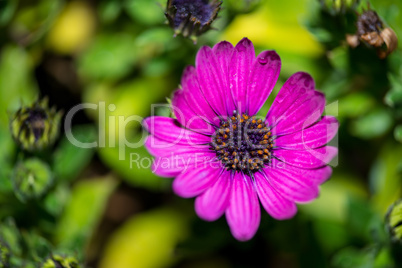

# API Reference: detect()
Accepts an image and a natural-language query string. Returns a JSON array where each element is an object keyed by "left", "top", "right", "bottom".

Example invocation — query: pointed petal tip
[
  {"left": 180, "top": 65, "right": 197, "bottom": 85},
  {"left": 213, "top": 40, "right": 234, "bottom": 48},
  {"left": 324, "top": 115, "right": 340, "bottom": 127},
  {"left": 325, "top": 146, "right": 339, "bottom": 163},
  {"left": 234, "top": 37, "right": 254, "bottom": 52},
  {"left": 289, "top": 72, "right": 316, "bottom": 90},
  {"left": 258, "top": 50, "right": 281, "bottom": 62},
  {"left": 239, "top": 37, "right": 252, "bottom": 44},
  {"left": 196, "top": 45, "right": 213, "bottom": 58}
]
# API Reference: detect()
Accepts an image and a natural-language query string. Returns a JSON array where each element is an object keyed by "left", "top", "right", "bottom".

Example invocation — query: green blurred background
[{"left": 1, "top": 0, "right": 402, "bottom": 267}]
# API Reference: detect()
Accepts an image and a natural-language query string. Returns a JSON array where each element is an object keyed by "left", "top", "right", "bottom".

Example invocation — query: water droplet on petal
[
  {"left": 276, "top": 95, "right": 285, "bottom": 103},
  {"left": 258, "top": 57, "right": 268, "bottom": 65},
  {"left": 304, "top": 78, "right": 311, "bottom": 87}
]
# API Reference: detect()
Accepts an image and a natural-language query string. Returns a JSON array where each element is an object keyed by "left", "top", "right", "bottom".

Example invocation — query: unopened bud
[
  {"left": 0, "top": 240, "right": 10, "bottom": 268},
  {"left": 386, "top": 199, "right": 402, "bottom": 242},
  {"left": 378, "top": 27, "right": 398, "bottom": 59},
  {"left": 41, "top": 255, "right": 80, "bottom": 268},
  {"left": 347, "top": 9, "right": 398, "bottom": 59},
  {"left": 10, "top": 98, "right": 62, "bottom": 152},
  {"left": 165, "top": 0, "right": 222, "bottom": 42},
  {"left": 12, "top": 158, "right": 53, "bottom": 202}
]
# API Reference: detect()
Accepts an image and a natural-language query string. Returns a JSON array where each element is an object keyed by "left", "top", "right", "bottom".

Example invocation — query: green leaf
[
  {"left": 124, "top": 0, "right": 165, "bottom": 26},
  {"left": 331, "top": 246, "right": 394, "bottom": 268},
  {"left": 328, "top": 46, "right": 349, "bottom": 71},
  {"left": 374, "top": 248, "right": 394, "bottom": 268},
  {"left": 350, "top": 108, "right": 393, "bottom": 139},
  {"left": 78, "top": 33, "right": 138, "bottom": 81},
  {"left": 300, "top": 173, "right": 367, "bottom": 223},
  {"left": 369, "top": 143, "right": 402, "bottom": 214},
  {"left": 83, "top": 78, "right": 172, "bottom": 191},
  {"left": 0, "top": 45, "right": 38, "bottom": 128},
  {"left": 0, "top": 127, "right": 14, "bottom": 194},
  {"left": 313, "top": 220, "right": 349, "bottom": 253},
  {"left": 21, "top": 231, "right": 52, "bottom": 262},
  {"left": 54, "top": 176, "right": 117, "bottom": 254},
  {"left": 338, "top": 93, "right": 376, "bottom": 119},
  {"left": 11, "top": 0, "right": 62, "bottom": 44},
  {"left": 0, "top": 0, "right": 18, "bottom": 26},
  {"left": 384, "top": 73, "right": 402, "bottom": 108},
  {"left": 98, "top": 0, "right": 122, "bottom": 24},
  {"left": 331, "top": 247, "right": 375, "bottom": 268},
  {"left": 98, "top": 139, "right": 170, "bottom": 191},
  {"left": 386, "top": 199, "right": 402, "bottom": 242},
  {"left": 99, "top": 208, "right": 188, "bottom": 268},
  {"left": 53, "top": 125, "right": 97, "bottom": 182},
  {"left": 346, "top": 197, "right": 378, "bottom": 241},
  {"left": 0, "top": 218, "right": 22, "bottom": 256},
  {"left": 394, "top": 125, "right": 402, "bottom": 143},
  {"left": 43, "top": 184, "right": 70, "bottom": 217}
]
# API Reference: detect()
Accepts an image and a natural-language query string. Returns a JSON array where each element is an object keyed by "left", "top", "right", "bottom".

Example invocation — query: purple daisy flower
[{"left": 144, "top": 38, "right": 338, "bottom": 241}]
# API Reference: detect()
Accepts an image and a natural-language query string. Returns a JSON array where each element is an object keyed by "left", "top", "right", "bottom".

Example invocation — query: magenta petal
[
  {"left": 229, "top": 38, "right": 255, "bottom": 115},
  {"left": 173, "top": 166, "right": 221, "bottom": 198},
  {"left": 280, "top": 164, "right": 333, "bottom": 186},
  {"left": 247, "top": 50, "right": 281, "bottom": 116},
  {"left": 143, "top": 116, "right": 211, "bottom": 145},
  {"left": 195, "top": 170, "right": 231, "bottom": 221},
  {"left": 179, "top": 66, "right": 220, "bottom": 126},
  {"left": 196, "top": 46, "right": 228, "bottom": 116},
  {"left": 271, "top": 158, "right": 333, "bottom": 185},
  {"left": 254, "top": 172, "right": 297, "bottom": 220},
  {"left": 269, "top": 91, "right": 326, "bottom": 135},
  {"left": 226, "top": 173, "right": 260, "bottom": 241},
  {"left": 144, "top": 136, "right": 207, "bottom": 158},
  {"left": 310, "top": 165, "right": 333, "bottom": 184},
  {"left": 274, "top": 146, "right": 338, "bottom": 169},
  {"left": 267, "top": 72, "right": 315, "bottom": 130},
  {"left": 275, "top": 116, "right": 339, "bottom": 150},
  {"left": 151, "top": 160, "right": 182, "bottom": 178},
  {"left": 172, "top": 89, "right": 213, "bottom": 134},
  {"left": 151, "top": 150, "right": 217, "bottom": 178},
  {"left": 263, "top": 167, "right": 318, "bottom": 203},
  {"left": 212, "top": 41, "right": 235, "bottom": 114}
]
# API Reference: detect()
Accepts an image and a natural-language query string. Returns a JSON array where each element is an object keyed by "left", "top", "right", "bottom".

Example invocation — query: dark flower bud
[
  {"left": 386, "top": 199, "right": 402, "bottom": 243},
  {"left": 356, "top": 10, "right": 383, "bottom": 36},
  {"left": 0, "top": 240, "right": 10, "bottom": 268},
  {"left": 165, "top": 0, "right": 222, "bottom": 42},
  {"left": 347, "top": 9, "right": 398, "bottom": 58},
  {"left": 41, "top": 255, "right": 80, "bottom": 268},
  {"left": 378, "top": 27, "right": 398, "bottom": 59},
  {"left": 10, "top": 98, "right": 62, "bottom": 152},
  {"left": 12, "top": 158, "right": 53, "bottom": 202}
]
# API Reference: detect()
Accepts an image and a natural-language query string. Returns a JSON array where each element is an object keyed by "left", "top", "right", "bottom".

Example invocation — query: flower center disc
[{"left": 210, "top": 112, "right": 273, "bottom": 173}]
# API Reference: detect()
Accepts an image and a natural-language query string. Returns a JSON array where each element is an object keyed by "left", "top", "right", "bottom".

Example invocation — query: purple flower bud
[{"left": 165, "top": 0, "right": 222, "bottom": 41}]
